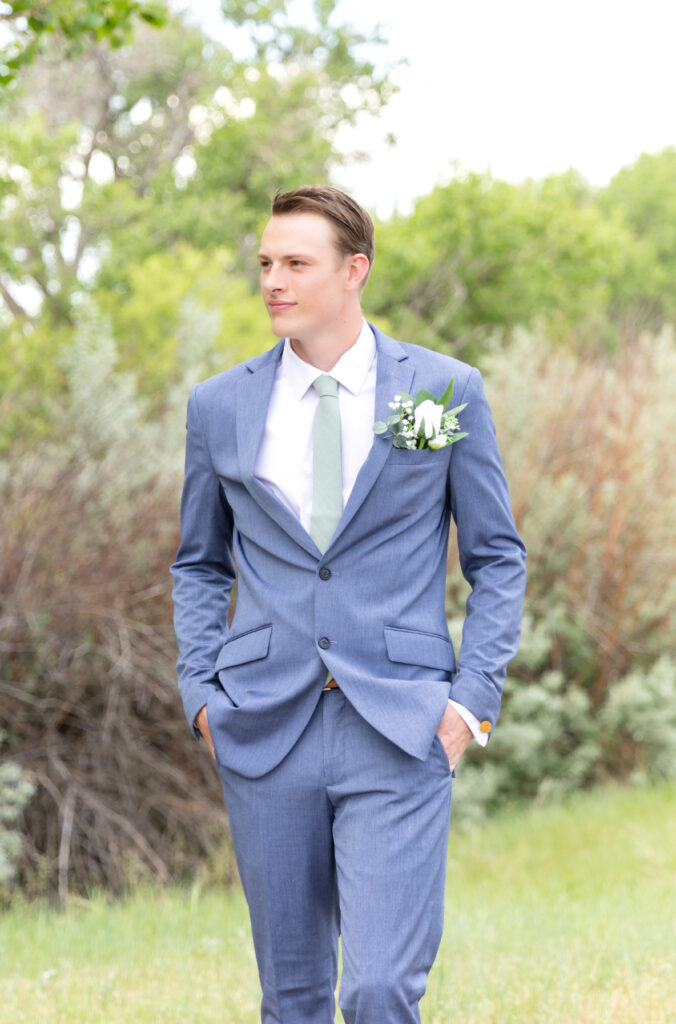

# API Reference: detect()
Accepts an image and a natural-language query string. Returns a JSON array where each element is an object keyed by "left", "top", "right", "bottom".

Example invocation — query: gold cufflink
[{"left": 479, "top": 720, "right": 492, "bottom": 734}]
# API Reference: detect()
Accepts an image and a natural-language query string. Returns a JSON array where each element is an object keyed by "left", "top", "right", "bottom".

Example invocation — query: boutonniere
[{"left": 373, "top": 377, "right": 468, "bottom": 450}]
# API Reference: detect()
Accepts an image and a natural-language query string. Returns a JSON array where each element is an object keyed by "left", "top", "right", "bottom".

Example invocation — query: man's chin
[
  {"left": 270, "top": 312, "right": 295, "bottom": 322},
  {"left": 270, "top": 314, "right": 300, "bottom": 336}
]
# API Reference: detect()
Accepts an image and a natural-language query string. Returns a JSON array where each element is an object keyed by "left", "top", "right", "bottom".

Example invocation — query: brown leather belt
[{"left": 322, "top": 678, "right": 339, "bottom": 691}]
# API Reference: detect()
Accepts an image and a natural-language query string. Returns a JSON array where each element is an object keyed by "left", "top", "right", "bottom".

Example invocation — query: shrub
[
  {"left": 483, "top": 325, "right": 676, "bottom": 697},
  {"left": 600, "top": 657, "right": 676, "bottom": 783},
  {"left": 450, "top": 328, "right": 676, "bottom": 823},
  {"left": 0, "top": 756, "right": 34, "bottom": 888},
  {"left": 0, "top": 310, "right": 233, "bottom": 901}
]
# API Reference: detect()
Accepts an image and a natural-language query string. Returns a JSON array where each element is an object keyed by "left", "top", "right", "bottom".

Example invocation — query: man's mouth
[{"left": 267, "top": 301, "right": 295, "bottom": 312}]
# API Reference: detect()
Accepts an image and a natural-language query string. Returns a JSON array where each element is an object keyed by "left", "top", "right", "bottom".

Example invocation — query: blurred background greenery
[{"left": 0, "top": 0, "right": 675, "bottom": 905}]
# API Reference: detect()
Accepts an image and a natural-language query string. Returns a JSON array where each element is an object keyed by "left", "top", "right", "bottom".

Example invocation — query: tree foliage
[
  {"left": 0, "top": 0, "right": 167, "bottom": 83},
  {"left": 366, "top": 169, "right": 643, "bottom": 360},
  {"left": 0, "top": 1, "right": 393, "bottom": 446},
  {"left": 595, "top": 147, "right": 676, "bottom": 333}
]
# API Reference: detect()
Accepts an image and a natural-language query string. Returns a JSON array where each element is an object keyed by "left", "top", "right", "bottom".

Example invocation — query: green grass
[{"left": 1, "top": 785, "right": 675, "bottom": 1023}]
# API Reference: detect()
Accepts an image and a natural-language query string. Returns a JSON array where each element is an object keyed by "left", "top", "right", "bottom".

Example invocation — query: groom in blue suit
[{"left": 171, "top": 185, "right": 526, "bottom": 1023}]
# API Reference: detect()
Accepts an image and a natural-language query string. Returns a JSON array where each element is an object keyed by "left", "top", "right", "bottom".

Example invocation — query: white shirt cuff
[{"left": 448, "top": 699, "right": 489, "bottom": 747}]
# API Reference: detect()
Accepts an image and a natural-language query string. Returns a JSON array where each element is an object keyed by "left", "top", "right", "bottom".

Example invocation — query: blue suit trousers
[{"left": 216, "top": 689, "right": 453, "bottom": 1023}]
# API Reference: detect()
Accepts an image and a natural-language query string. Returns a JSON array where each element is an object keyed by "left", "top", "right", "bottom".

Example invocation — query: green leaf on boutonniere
[
  {"left": 373, "top": 421, "right": 388, "bottom": 434},
  {"left": 414, "top": 389, "right": 436, "bottom": 406},
  {"left": 438, "top": 377, "right": 455, "bottom": 410}
]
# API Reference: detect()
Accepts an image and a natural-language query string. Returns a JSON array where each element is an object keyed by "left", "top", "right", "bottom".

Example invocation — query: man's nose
[{"left": 265, "top": 264, "right": 286, "bottom": 292}]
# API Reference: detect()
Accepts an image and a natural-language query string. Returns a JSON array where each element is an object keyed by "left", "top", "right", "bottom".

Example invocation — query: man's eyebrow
[{"left": 257, "top": 251, "right": 314, "bottom": 260}]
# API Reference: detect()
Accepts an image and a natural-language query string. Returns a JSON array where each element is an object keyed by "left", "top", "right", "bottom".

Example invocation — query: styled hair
[{"left": 271, "top": 185, "right": 375, "bottom": 281}]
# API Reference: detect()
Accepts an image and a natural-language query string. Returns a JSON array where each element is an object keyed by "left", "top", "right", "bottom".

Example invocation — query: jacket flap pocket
[
  {"left": 384, "top": 626, "right": 455, "bottom": 672},
  {"left": 215, "top": 624, "right": 272, "bottom": 671}
]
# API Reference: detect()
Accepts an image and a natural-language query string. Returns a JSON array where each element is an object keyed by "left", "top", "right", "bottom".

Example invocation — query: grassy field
[{"left": 1, "top": 784, "right": 675, "bottom": 1023}]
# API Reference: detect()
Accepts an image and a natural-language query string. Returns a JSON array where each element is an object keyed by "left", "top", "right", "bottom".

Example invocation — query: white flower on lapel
[
  {"left": 414, "top": 399, "right": 443, "bottom": 439},
  {"left": 373, "top": 376, "right": 469, "bottom": 452}
]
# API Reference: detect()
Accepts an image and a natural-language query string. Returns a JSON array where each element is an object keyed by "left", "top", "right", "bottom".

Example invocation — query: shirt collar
[{"left": 280, "top": 319, "right": 376, "bottom": 400}]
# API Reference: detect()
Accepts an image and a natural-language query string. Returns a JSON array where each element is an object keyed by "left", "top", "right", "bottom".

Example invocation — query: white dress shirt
[
  {"left": 255, "top": 320, "right": 377, "bottom": 532},
  {"left": 254, "top": 320, "right": 487, "bottom": 747}
]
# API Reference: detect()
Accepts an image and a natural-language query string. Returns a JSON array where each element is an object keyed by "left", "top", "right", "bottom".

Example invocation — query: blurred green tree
[
  {"left": 0, "top": 0, "right": 166, "bottom": 83},
  {"left": 366, "top": 169, "right": 640, "bottom": 361},
  {"left": 596, "top": 147, "right": 676, "bottom": 334},
  {"left": 0, "top": 1, "right": 393, "bottom": 444}
]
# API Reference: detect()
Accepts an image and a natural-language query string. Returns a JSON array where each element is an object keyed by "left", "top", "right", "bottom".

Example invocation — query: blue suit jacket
[{"left": 171, "top": 325, "right": 526, "bottom": 778}]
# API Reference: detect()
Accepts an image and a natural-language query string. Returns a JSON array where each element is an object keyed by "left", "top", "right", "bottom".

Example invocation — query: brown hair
[{"left": 271, "top": 185, "right": 375, "bottom": 282}]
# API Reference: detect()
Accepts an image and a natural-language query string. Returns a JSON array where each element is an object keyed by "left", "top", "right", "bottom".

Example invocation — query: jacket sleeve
[
  {"left": 170, "top": 386, "right": 236, "bottom": 736},
  {"left": 447, "top": 367, "right": 527, "bottom": 731}
]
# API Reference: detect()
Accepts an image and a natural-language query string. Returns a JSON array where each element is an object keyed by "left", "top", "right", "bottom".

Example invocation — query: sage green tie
[{"left": 310, "top": 374, "right": 342, "bottom": 553}]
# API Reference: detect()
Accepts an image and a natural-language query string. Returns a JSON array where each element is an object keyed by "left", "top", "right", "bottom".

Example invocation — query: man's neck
[{"left": 290, "top": 312, "right": 364, "bottom": 372}]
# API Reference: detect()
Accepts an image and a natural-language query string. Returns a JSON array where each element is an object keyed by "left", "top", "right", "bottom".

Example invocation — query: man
[{"left": 171, "top": 185, "right": 526, "bottom": 1023}]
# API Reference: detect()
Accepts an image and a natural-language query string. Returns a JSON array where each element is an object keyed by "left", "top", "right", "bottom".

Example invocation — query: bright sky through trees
[{"left": 177, "top": 0, "right": 676, "bottom": 216}]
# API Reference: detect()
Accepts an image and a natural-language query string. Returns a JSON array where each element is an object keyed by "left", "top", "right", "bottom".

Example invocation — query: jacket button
[
  {"left": 318, "top": 637, "right": 330, "bottom": 650},
  {"left": 319, "top": 567, "right": 331, "bottom": 581}
]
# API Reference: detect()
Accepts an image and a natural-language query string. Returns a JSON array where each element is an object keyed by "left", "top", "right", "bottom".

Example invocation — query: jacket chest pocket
[{"left": 386, "top": 447, "right": 451, "bottom": 468}]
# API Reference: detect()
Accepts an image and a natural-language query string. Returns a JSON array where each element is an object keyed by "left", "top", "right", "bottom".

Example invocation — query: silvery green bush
[
  {"left": 452, "top": 631, "right": 676, "bottom": 828},
  {"left": 601, "top": 657, "right": 676, "bottom": 783},
  {"left": 0, "top": 757, "right": 34, "bottom": 887}
]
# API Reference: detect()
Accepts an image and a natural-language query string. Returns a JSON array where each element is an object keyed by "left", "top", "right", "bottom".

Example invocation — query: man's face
[{"left": 258, "top": 212, "right": 354, "bottom": 344}]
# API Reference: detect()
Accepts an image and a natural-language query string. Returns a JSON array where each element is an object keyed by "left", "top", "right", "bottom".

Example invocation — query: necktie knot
[{"left": 313, "top": 374, "right": 338, "bottom": 399}]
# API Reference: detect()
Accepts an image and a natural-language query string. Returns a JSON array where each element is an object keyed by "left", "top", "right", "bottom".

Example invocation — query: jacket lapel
[
  {"left": 329, "top": 326, "right": 414, "bottom": 548},
  {"left": 236, "top": 327, "right": 415, "bottom": 559},
  {"left": 236, "top": 342, "right": 320, "bottom": 558}
]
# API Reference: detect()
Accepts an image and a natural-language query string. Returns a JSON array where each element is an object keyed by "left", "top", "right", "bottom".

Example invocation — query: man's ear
[{"left": 345, "top": 253, "right": 370, "bottom": 291}]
